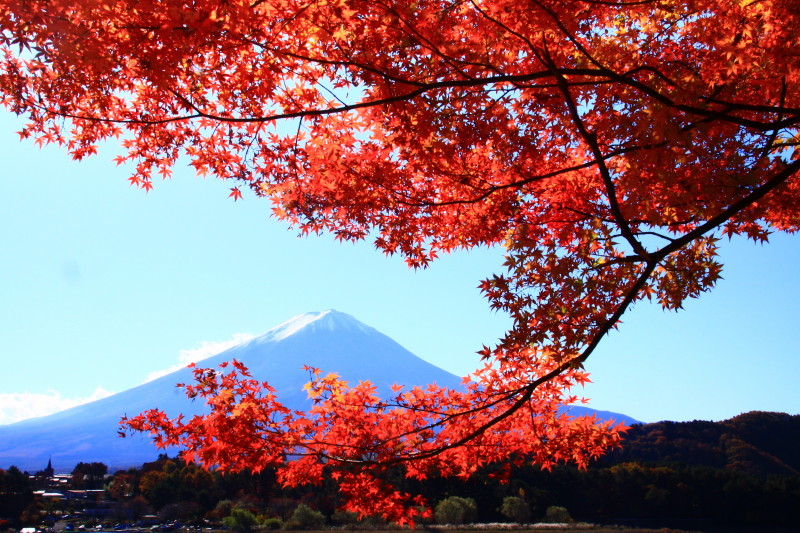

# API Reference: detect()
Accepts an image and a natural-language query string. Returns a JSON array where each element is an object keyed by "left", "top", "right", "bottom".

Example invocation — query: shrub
[
  {"left": 222, "top": 508, "right": 259, "bottom": 533},
  {"left": 213, "top": 500, "right": 234, "bottom": 521},
  {"left": 434, "top": 496, "right": 477, "bottom": 525},
  {"left": 284, "top": 504, "right": 325, "bottom": 530},
  {"left": 500, "top": 496, "right": 531, "bottom": 523},
  {"left": 262, "top": 518, "right": 283, "bottom": 530},
  {"left": 543, "top": 505, "right": 573, "bottom": 524}
]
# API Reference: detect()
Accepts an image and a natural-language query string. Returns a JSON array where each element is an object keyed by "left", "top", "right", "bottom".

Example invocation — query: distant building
[{"left": 43, "top": 457, "right": 55, "bottom": 478}]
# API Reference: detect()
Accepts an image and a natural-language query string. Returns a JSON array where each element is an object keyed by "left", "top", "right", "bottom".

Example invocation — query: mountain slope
[
  {"left": 0, "top": 310, "right": 637, "bottom": 472},
  {"left": 599, "top": 411, "right": 800, "bottom": 477}
]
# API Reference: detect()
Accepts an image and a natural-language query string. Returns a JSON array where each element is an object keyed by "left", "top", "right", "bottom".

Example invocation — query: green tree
[
  {"left": 284, "top": 504, "right": 325, "bottom": 531},
  {"left": 262, "top": 518, "right": 283, "bottom": 530},
  {"left": 71, "top": 462, "right": 108, "bottom": 490},
  {"left": 0, "top": 466, "right": 33, "bottom": 528},
  {"left": 434, "top": 496, "right": 477, "bottom": 525},
  {"left": 544, "top": 505, "right": 573, "bottom": 524},
  {"left": 211, "top": 500, "right": 234, "bottom": 521},
  {"left": 222, "top": 508, "right": 259, "bottom": 533},
  {"left": 500, "top": 496, "right": 531, "bottom": 524},
  {"left": 0, "top": 466, "right": 30, "bottom": 494}
]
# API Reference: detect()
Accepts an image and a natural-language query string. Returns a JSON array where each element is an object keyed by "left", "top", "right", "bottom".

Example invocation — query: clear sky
[{"left": 1, "top": 108, "right": 798, "bottom": 426}]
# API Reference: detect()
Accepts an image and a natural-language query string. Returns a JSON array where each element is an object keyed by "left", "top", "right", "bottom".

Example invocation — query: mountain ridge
[{"left": 597, "top": 410, "right": 800, "bottom": 478}]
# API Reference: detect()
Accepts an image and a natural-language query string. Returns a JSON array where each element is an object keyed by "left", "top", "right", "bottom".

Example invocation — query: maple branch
[
  {"left": 542, "top": 45, "right": 650, "bottom": 260},
  {"left": 633, "top": 231, "right": 677, "bottom": 243},
  {"left": 614, "top": 75, "right": 800, "bottom": 133},
  {"left": 578, "top": 0, "right": 657, "bottom": 5},
  {"left": 759, "top": 77, "right": 788, "bottom": 163},
  {"left": 372, "top": 1, "right": 490, "bottom": 82},
  {"left": 467, "top": 0, "right": 538, "bottom": 56},
  {"left": 590, "top": 160, "right": 800, "bottom": 345},
  {"left": 578, "top": 262, "right": 657, "bottom": 364},
  {"left": 394, "top": 115, "right": 720, "bottom": 209},
  {"left": 357, "top": 158, "right": 800, "bottom": 467},
  {"left": 529, "top": 0, "right": 799, "bottom": 132},
  {"left": 658, "top": 161, "right": 800, "bottom": 258},
  {"left": 330, "top": 384, "right": 538, "bottom": 466},
  {"left": 17, "top": 70, "right": 581, "bottom": 126}
]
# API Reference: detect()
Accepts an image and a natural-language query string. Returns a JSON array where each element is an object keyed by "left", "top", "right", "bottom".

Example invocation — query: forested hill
[{"left": 599, "top": 411, "right": 800, "bottom": 476}]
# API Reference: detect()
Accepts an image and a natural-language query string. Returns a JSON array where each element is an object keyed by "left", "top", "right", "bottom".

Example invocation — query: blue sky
[{"left": 1, "top": 108, "right": 798, "bottom": 426}]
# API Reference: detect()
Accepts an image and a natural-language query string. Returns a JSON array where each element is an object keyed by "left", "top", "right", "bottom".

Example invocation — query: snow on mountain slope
[{"left": 0, "top": 310, "right": 638, "bottom": 472}]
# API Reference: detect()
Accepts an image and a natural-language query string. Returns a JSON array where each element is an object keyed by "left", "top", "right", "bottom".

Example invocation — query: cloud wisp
[
  {"left": 144, "top": 332, "right": 256, "bottom": 383},
  {"left": 0, "top": 332, "right": 256, "bottom": 426},
  {"left": 0, "top": 387, "right": 113, "bottom": 426}
]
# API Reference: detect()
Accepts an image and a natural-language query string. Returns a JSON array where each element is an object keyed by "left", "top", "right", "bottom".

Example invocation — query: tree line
[{"left": 1, "top": 411, "right": 798, "bottom": 532}]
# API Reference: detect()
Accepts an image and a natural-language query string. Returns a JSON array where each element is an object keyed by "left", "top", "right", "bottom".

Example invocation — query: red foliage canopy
[{"left": 2, "top": 0, "right": 798, "bottom": 522}]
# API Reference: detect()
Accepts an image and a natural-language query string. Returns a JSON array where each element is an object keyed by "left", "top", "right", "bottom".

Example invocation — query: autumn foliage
[{"left": 2, "top": 0, "right": 799, "bottom": 523}]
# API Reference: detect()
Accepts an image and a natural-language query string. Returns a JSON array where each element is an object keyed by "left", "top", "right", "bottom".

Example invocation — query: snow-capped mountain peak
[{"left": 248, "top": 310, "right": 373, "bottom": 346}]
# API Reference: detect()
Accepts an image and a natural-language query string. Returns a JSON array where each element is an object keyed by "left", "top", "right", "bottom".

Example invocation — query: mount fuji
[{"left": 0, "top": 310, "right": 639, "bottom": 472}]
